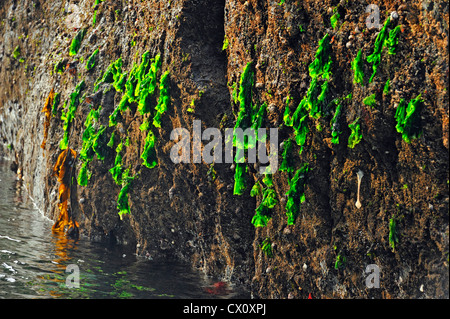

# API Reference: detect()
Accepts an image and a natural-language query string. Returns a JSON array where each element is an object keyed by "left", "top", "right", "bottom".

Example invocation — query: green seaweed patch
[
  {"left": 285, "top": 163, "right": 308, "bottom": 225},
  {"left": 54, "top": 59, "right": 66, "bottom": 74},
  {"left": 141, "top": 130, "right": 158, "bottom": 169},
  {"left": 389, "top": 217, "right": 399, "bottom": 252},
  {"left": 60, "top": 80, "right": 86, "bottom": 150},
  {"left": 153, "top": 70, "right": 170, "bottom": 128},
  {"left": 117, "top": 168, "right": 138, "bottom": 220},
  {"left": 51, "top": 92, "right": 61, "bottom": 117},
  {"left": 308, "top": 33, "right": 332, "bottom": 81},
  {"left": 330, "top": 101, "right": 343, "bottom": 144},
  {"left": 261, "top": 238, "right": 273, "bottom": 258},
  {"left": 363, "top": 93, "right": 377, "bottom": 108},
  {"left": 12, "top": 46, "right": 20, "bottom": 60},
  {"left": 351, "top": 49, "right": 364, "bottom": 85},
  {"left": 387, "top": 25, "right": 402, "bottom": 55},
  {"left": 383, "top": 79, "right": 390, "bottom": 95},
  {"left": 347, "top": 117, "right": 362, "bottom": 149},
  {"left": 138, "top": 54, "right": 161, "bottom": 115},
  {"left": 69, "top": 28, "right": 87, "bottom": 56},
  {"left": 86, "top": 48, "right": 99, "bottom": 71},
  {"left": 366, "top": 17, "right": 390, "bottom": 83},
  {"left": 394, "top": 94, "right": 423, "bottom": 143},
  {"left": 233, "top": 163, "right": 247, "bottom": 196},
  {"left": 251, "top": 174, "right": 278, "bottom": 227},
  {"left": 78, "top": 108, "right": 107, "bottom": 186},
  {"left": 330, "top": 11, "right": 340, "bottom": 29},
  {"left": 284, "top": 97, "right": 309, "bottom": 154},
  {"left": 109, "top": 141, "right": 124, "bottom": 185},
  {"left": 279, "top": 138, "right": 295, "bottom": 174}
]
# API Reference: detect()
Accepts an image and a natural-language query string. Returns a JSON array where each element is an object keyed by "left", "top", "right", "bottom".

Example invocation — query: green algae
[
  {"left": 279, "top": 138, "right": 295, "bottom": 174},
  {"left": 141, "top": 129, "right": 158, "bottom": 169},
  {"left": 363, "top": 93, "right": 377, "bottom": 107},
  {"left": 347, "top": 117, "right": 362, "bottom": 149},
  {"left": 153, "top": 70, "right": 170, "bottom": 128},
  {"left": 251, "top": 174, "right": 278, "bottom": 228},
  {"left": 285, "top": 163, "right": 308, "bottom": 225},
  {"left": 387, "top": 25, "right": 402, "bottom": 55},
  {"left": 383, "top": 79, "right": 390, "bottom": 95},
  {"left": 69, "top": 28, "right": 87, "bottom": 56},
  {"left": 117, "top": 169, "right": 137, "bottom": 220},
  {"left": 51, "top": 92, "right": 61, "bottom": 117},
  {"left": 389, "top": 217, "right": 399, "bottom": 252},
  {"left": 330, "top": 101, "right": 343, "bottom": 144},
  {"left": 109, "top": 141, "right": 124, "bottom": 185},
  {"left": 60, "top": 80, "right": 86, "bottom": 150},
  {"left": 351, "top": 49, "right": 364, "bottom": 85},
  {"left": 308, "top": 33, "right": 332, "bottom": 81},
  {"left": 86, "top": 48, "right": 99, "bottom": 71},
  {"left": 137, "top": 54, "right": 161, "bottom": 115},
  {"left": 285, "top": 97, "right": 309, "bottom": 154},
  {"left": 395, "top": 94, "right": 423, "bottom": 143}
]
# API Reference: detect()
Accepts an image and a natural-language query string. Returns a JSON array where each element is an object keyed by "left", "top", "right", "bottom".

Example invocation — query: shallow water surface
[{"left": 0, "top": 159, "right": 248, "bottom": 299}]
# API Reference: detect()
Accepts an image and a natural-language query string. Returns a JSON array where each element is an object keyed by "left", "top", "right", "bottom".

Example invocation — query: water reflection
[{"left": 0, "top": 160, "right": 250, "bottom": 299}]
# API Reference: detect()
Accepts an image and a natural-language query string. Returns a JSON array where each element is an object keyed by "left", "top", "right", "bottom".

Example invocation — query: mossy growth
[
  {"left": 222, "top": 36, "right": 229, "bottom": 51},
  {"left": 279, "top": 138, "right": 295, "bottom": 174},
  {"left": 69, "top": 28, "right": 87, "bottom": 56},
  {"left": 363, "top": 93, "right": 377, "bottom": 107},
  {"left": 233, "top": 163, "right": 247, "bottom": 196},
  {"left": 51, "top": 92, "right": 61, "bottom": 117},
  {"left": 153, "top": 70, "right": 170, "bottom": 128},
  {"left": 330, "top": 10, "right": 340, "bottom": 29},
  {"left": 251, "top": 174, "right": 278, "bottom": 227},
  {"left": 232, "top": 62, "right": 266, "bottom": 195},
  {"left": 54, "top": 59, "right": 66, "bottom": 74},
  {"left": 137, "top": 54, "right": 161, "bottom": 115},
  {"left": 389, "top": 217, "right": 399, "bottom": 252},
  {"left": 394, "top": 94, "right": 424, "bottom": 143},
  {"left": 12, "top": 45, "right": 20, "bottom": 59},
  {"left": 141, "top": 129, "right": 158, "bottom": 169},
  {"left": 347, "top": 117, "right": 362, "bottom": 149},
  {"left": 117, "top": 168, "right": 137, "bottom": 220},
  {"left": 351, "top": 49, "right": 364, "bottom": 85},
  {"left": 309, "top": 33, "right": 332, "bottom": 81},
  {"left": 60, "top": 80, "right": 86, "bottom": 150},
  {"left": 261, "top": 237, "right": 273, "bottom": 258},
  {"left": 109, "top": 141, "right": 124, "bottom": 185},
  {"left": 366, "top": 18, "right": 402, "bottom": 82},
  {"left": 95, "top": 57, "right": 127, "bottom": 93},
  {"left": 306, "top": 78, "right": 328, "bottom": 119},
  {"left": 78, "top": 108, "right": 107, "bottom": 186},
  {"left": 285, "top": 163, "right": 308, "bottom": 225},
  {"left": 330, "top": 101, "right": 343, "bottom": 144},
  {"left": 86, "top": 48, "right": 99, "bottom": 71},
  {"left": 383, "top": 79, "right": 390, "bottom": 95},
  {"left": 334, "top": 253, "right": 347, "bottom": 270},
  {"left": 284, "top": 97, "right": 309, "bottom": 154},
  {"left": 367, "top": 17, "right": 390, "bottom": 82},
  {"left": 234, "top": 61, "right": 255, "bottom": 140},
  {"left": 387, "top": 25, "right": 402, "bottom": 55}
]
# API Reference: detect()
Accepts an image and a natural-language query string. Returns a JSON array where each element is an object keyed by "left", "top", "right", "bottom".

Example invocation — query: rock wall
[{"left": 0, "top": 0, "right": 448, "bottom": 298}]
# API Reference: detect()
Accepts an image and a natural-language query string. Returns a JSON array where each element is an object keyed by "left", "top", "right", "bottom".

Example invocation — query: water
[{"left": 0, "top": 159, "right": 248, "bottom": 299}]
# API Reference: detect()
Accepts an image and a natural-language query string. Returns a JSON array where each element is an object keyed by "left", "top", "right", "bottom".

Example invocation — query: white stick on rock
[{"left": 355, "top": 170, "right": 364, "bottom": 209}]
